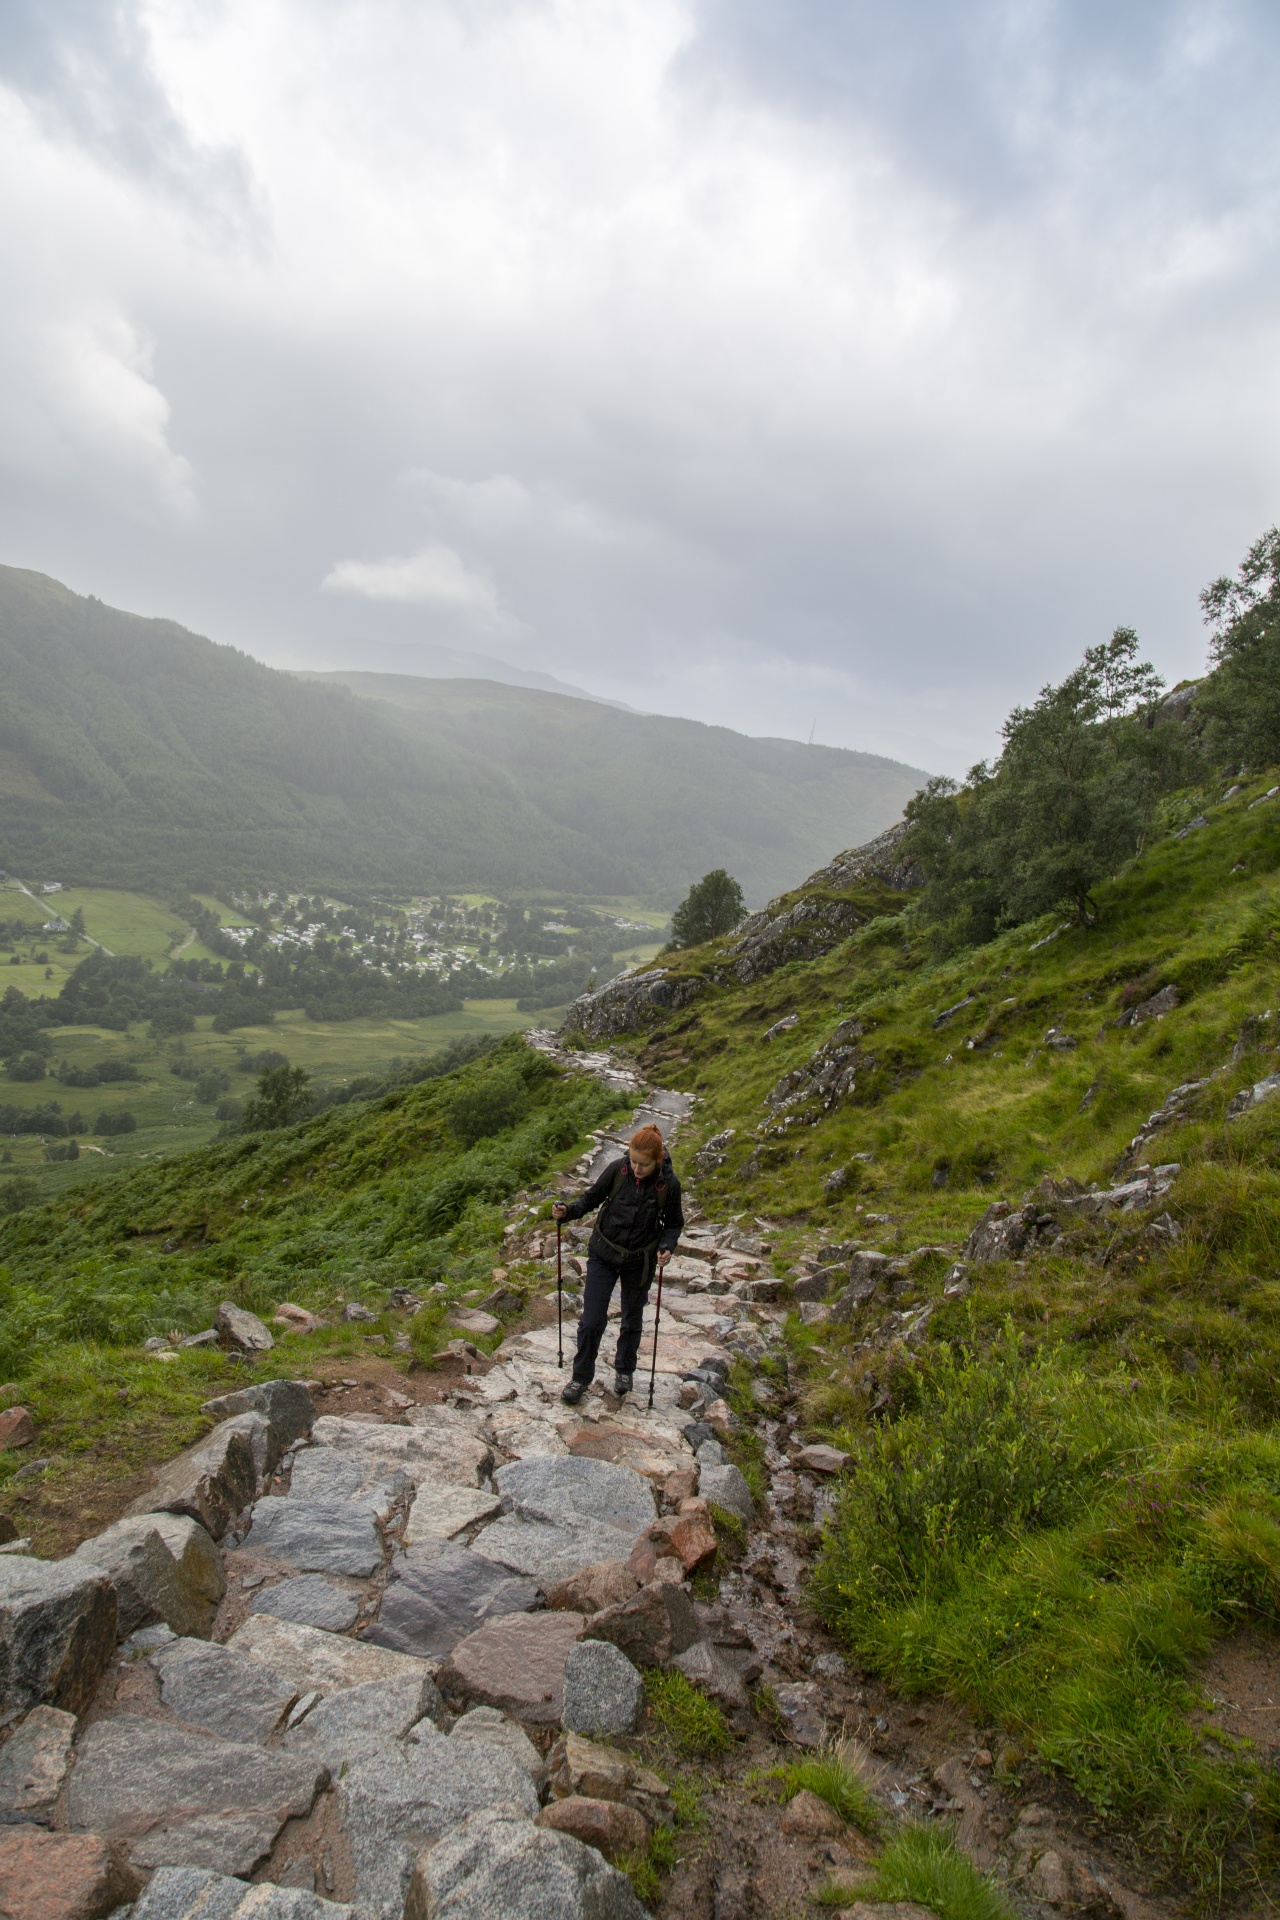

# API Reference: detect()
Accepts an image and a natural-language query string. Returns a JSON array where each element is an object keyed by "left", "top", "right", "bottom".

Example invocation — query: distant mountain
[
  {"left": 310, "top": 643, "right": 637, "bottom": 709},
  {"left": 0, "top": 566, "right": 930, "bottom": 904}
]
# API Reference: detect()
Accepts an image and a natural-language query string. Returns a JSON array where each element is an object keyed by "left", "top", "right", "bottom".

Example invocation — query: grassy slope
[
  {"left": 0, "top": 1035, "right": 627, "bottom": 1547},
  {"left": 610, "top": 775, "right": 1280, "bottom": 1900}
]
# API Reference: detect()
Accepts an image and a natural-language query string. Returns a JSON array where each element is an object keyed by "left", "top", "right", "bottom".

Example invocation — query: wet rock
[
  {"left": 0, "top": 1828, "right": 142, "bottom": 1920},
  {"left": 130, "top": 1865, "right": 354, "bottom": 1917},
  {"left": 536, "top": 1795, "right": 648, "bottom": 1863},
  {"left": 0, "top": 1409, "right": 34, "bottom": 1449},
  {"left": 562, "top": 1640, "right": 644, "bottom": 1736},
  {"left": 150, "top": 1636, "right": 298, "bottom": 1744},
  {"left": 772, "top": 1681, "right": 826, "bottom": 1746},
  {"left": 438, "top": 1610, "right": 586, "bottom": 1724},
  {"left": 545, "top": 1561, "right": 638, "bottom": 1615},
  {"left": 448, "top": 1706, "right": 545, "bottom": 1788},
  {"left": 0, "top": 1555, "right": 117, "bottom": 1716},
  {"left": 780, "top": 1787, "right": 844, "bottom": 1838},
  {"left": 0, "top": 1704, "right": 75, "bottom": 1822},
  {"left": 66, "top": 1718, "right": 325, "bottom": 1876},
  {"left": 228, "top": 1613, "right": 435, "bottom": 1698},
  {"left": 250, "top": 1574, "right": 361, "bottom": 1633},
  {"left": 365, "top": 1544, "right": 538, "bottom": 1660},
  {"left": 215, "top": 1301, "right": 275, "bottom": 1353},
  {"left": 243, "top": 1497, "right": 382, "bottom": 1577},
  {"left": 404, "top": 1801, "right": 648, "bottom": 1920},
  {"left": 200, "top": 1379, "right": 314, "bottom": 1456},
  {"left": 671, "top": 1638, "right": 749, "bottom": 1711},
  {"left": 336, "top": 1721, "right": 538, "bottom": 1920},
  {"left": 283, "top": 1674, "right": 444, "bottom": 1768},
  {"left": 698, "top": 1463, "right": 754, "bottom": 1523},
  {"left": 546, "top": 1732, "right": 671, "bottom": 1823},
  {"left": 125, "top": 1418, "right": 257, "bottom": 1542},
  {"left": 580, "top": 1580, "right": 700, "bottom": 1669}
]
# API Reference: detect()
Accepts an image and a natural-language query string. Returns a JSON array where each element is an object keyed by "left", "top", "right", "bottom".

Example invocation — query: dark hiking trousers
[{"left": 571, "top": 1250, "right": 653, "bottom": 1386}]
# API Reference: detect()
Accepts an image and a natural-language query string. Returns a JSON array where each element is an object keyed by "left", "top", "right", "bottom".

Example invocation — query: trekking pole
[
  {"left": 647, "top": 1252, "right": 664, "bottom": 1410},
  {"left": 556, "top": 1220, "right": 564, "bottom": 1369}
]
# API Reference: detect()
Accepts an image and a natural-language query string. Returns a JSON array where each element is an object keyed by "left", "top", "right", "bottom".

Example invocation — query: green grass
[
  {"left": 852, "top": 1825, "right": 1018, "bottom": 1920},
  {"left": 769, "top": 1746, "right": 883, "bottom": 1835},
  {"left": 644, "top": 1668, "right": 734, "bottom": 1757}
]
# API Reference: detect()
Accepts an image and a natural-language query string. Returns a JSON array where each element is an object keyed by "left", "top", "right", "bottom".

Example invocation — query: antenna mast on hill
[{"left": 807, "top": 719, "right": 816, "bottom": 746}]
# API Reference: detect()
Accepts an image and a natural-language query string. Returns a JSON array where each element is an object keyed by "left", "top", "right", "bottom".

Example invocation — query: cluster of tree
[
  {"left": 895, "top": 532, "right": 1280, "bottom": 949},
  {"left": 666, "top": 869, "right": 746, "bottom": 949},
  {"left": 0, "top": 1102, "right": 87, "bottom": 1136}
]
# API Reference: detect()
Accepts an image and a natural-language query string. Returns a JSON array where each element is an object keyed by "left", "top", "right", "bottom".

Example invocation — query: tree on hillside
[
  {"left": 1197, "top": 526, "right": 1280, "bottom": 768},
  {"left": 668, "top": 869, "right": 746, "bottom": 949},
  {"left": 902, "top": 628, "right": 1179, "bottom": 944},
  {"left": 242, "top": 1062, "right": 314, "bottom": 1131}
]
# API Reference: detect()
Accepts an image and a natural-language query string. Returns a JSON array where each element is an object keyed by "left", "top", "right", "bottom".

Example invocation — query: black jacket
[{"left": 563, "top": 1153, "right": 684, "bottom": 1268}]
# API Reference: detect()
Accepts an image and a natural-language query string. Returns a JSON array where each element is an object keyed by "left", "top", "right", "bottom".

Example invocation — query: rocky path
[{"left": 0, "top": 1048, "right": 1170, "bottom": 1920}]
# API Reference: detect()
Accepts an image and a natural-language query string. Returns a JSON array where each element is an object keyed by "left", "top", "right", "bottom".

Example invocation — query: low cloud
[{"left": 321, "top": 543, "right": 503, "bottom": 623}]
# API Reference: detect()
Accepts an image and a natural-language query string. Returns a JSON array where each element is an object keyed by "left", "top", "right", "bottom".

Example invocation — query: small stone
[
  {"left": 699, "top": 1462, "right": 755, "bottom": 1523},
  {"left": 447, "top": 1307, "right": 501, "bottom": 1337},
  {"left": 810, "top": 1651, "right": 846, "bottom": 1679},
  {"left": 286, "top": 1689, "right": 321, "bottom": 1728},
  {"left": 665, "top": 1515, "right": 717, "bottom": 1573},
  {"left": 405, "top": 1802, "right": 647, "bottom": 1920},
  {"left": 273, "top": 1303, "right": 320, "bottom": 1334},
  {"left": 780, "top": 1786, "right": 844, "bottom": 1837},
  {"left": 671, "top": 1637, "right": 749, "bottom": 1711},
  {"left": 694, "top": 1438, "right": 724, "bottom": 1467},
  {"left": 537, "top": 1795, "right": 649, "bottom": 1863},
  {"left": 384, "top": 1389, "right": 414, "bottom": 1410},
  {"left": 180, "top": 1330, "right": 220, "bottom": 1349},
  {"left": 0, "top": 1829, "right": 142, "bottom": 1920},
  {"left": 663, "top": 1467, "right": 698, "bottom": 1506},
  {"left": 215, "top": 1300, "right": 274, "bottom": 1352},
  {"left": 545, "top": 1561, "right": 639, "bottom": 1616},
  {"left": 562, "top": 1639, "right": 645, "bottom": 1736},
  {"left": 0, "top": 1408, "right": 34, "bottom": 1449},
  {"left": 249, "top": 1574, "right": 361, "bottom": 1633},
  {"left": 772, "top": 1680, "right": 826, "bottom": 1746},
  {"left": 448, "top": 1705, "right": 545, "bottom": 1787},
  {"left": 438, "top": 1610, "right": 586, "bottom": 1724},
  {"left": 702, "top": 1398, "right": 734, "bottom": 1436},
  {"left": 341, "top": 1302, "right": 376, "bottom": 1323},
  {"left": 0, "top": 1704, "right": 76, "bottom": 1820},
  {"left": 793, "top": 1444, "right": 849, "bottom": 1475}
]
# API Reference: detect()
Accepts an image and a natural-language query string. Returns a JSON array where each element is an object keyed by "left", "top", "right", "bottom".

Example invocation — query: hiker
[{"left": 551, "top": 1122, "right": 684, "bottom": 1404}]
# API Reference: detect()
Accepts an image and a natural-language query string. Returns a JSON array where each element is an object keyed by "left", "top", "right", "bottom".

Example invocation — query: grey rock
[
  {"left": 364, "top": 1543, "right": 538, "bottom": 1660},
  {"left": 671, "top": 1638, "right": 749, "bottom": 1711},
  {"left": 131, "top": 1865, "right": 353, "bottom": 1918},
  {"left": 1227, "top": 1071, "right": 1280, "bottom": 1119},
  {"left": 772, "top": 1680, "right": 826, "bottom": 1746},
  {"left": 285, "top": 1446, "right": 407, "bottom": 1519},
  {"left": 471, "top": 1516, "right": 642, "bottom": 1588},
  {"left": 563, "top": 966, "right": 704, "bottom": 1042},
  {"left": 125, "top": 1622, "right": 176, "bottom": 1653},
  {"left": 312, "top": 1415, "right": 490, "bottom": 1491},
  {"left": 694, "top": 1439, "right": 724, "bottom": 1467},
  {"left": 250, "top": 1575, "right": 361, "bottom": 1633},
  {"left": 0, "top": 1702, "right": 75, "bottom": 1820},
  {"left": 72, "top": 1521, "right": 194, "bottom": 1642},
  {"left": 1128, "top": 984, "right": 1181, "bottom": 1026},
  {"left": 131, "top": 1809, "right": 286, "bottom": 1877},
  {"left": 243, "top": 1497, "right": 383, "bottom": 1577},
  {"left": 0, "top": 1554, "right": 117, "bottom": 1715},
  {"left": 180, "top": 1328, "right": 220, "bottom": 1348},
  {"left": 698, "top": 1463, "right": 754, "bottom": 1524},
  {"left": 495, "top": 1456, "right": 655, "bottom": 1535},
  {"left": 792, "top": 1269, "right": 837, "bottom": 1302},
  {"left": 561, "top": 1640, "right": 644, "bottom": 1736},
  {"left": 742, "top": 1277, "right": 784, "bottom": 1303},
  {"left": 405, "top": 1801, "right": 649, "bottom": 1920},
  {"left": 284, "top": 1674, "right": 444, "bottom": 1769},
  {"left": 67, "top": 1718, "right": 325, "bottom": 1866},
  {"left": 963, "top": 1202, "right": 1034, "bottom": 1266},
  {"left": 202, "top": 1379, "right": 315, "bottom": 1458},
  {"left": 228, "top": 1613, "right": 435, "bottom": 1697},
  {"left": 335, "top": 1722, "right": 539, "bottom": 1920},
  {"left": 437, "top": 1611, "right": 585, "bottom": 1725},
  {"left": 215, "top": 1301, "right": 275, "bottom": 1352},
  {"left": 151, "top": 1636, "right": 298, "bottom": 1744},
  {"left": 125, "top": 1417, "right": 258, "bottom": 1541},
  {"left": 447, "top": 1707, "right": 545, "bottom": 1788}
]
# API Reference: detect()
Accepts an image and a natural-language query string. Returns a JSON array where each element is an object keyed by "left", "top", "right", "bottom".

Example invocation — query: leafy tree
[
  {"left": 95, "top": 1109, "right": 137, "bottom": 1135},
  {"left": 1197, "top": 526, "right": 1280, "bottom": 767},
  {"left": 242, "top": 1064, "right": 314, "bottom": 1132},
  {"left": 902, "top": 628, "right": 1177, "bottom": 942},
  {"left": 669, "top": 869, "right": 746, "bottom": 949},
  {"left": 8, "top": 1053, "right": 47, "bottom": 1082}
]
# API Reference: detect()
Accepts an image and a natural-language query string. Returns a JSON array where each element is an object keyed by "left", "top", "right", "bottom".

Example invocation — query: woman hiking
[{"left": 551, "top": 1123, "right": 684, "bottom": 1404}]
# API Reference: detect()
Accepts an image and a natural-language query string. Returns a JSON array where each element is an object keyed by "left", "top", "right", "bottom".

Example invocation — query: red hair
[{"left": 628, "top": 1124, "right": 664, "bottom": 1165}]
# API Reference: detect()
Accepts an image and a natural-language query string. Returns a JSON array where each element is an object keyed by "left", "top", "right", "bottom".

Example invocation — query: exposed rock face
[
  {"left": 0, "top": 1556, "right": 117, "bottom": 1716},
  {"left": 1228, "top": 1072, "right": 1280, "bottom": 1119},
  {"left": 563, "top": 967, "right": 704, "bottom": 1041},
  {"left": 726, "top": 824, "right": 920, "bottom": 986},
  {"left": 404, "top": 1802, "right": 648, "bottom": 1920},
  {"left": 963, "top": 1201, "right": 1035, "bottom": 1264},
  {"left": 0, "top": 1828, "right": 142, "bottom": 1920},
  {"left": 126, "top": 1419, "right": 258, "bottom": 1542},
  {"left": 1115, "top": 983, "right": 1180, "bottom": 1027}
]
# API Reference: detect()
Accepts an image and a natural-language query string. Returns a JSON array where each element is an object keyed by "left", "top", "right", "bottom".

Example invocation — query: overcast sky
[{"left": 2, "top": 1, "right": 1279, "bottom": 773}]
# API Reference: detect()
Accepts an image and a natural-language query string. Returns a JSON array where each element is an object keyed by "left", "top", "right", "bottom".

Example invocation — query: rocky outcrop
[
  {"left": 726, "top": 823, "right": 920, "bottom": 984},
  {"left": 763, "top": 1020, "right": 865, "bottom": 1122},
  {"left": 563, "top": 966, "right": 704, "bottom": 1040}
]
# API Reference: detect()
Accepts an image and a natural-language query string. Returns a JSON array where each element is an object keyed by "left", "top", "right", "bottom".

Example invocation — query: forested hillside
[{"left": 0, "top": 566, "right": 925, "bottom": 903}]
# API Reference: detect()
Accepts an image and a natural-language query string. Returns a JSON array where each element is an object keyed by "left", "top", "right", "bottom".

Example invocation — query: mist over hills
[{"left": 0, "top": 566, "right": 928, "bottom": 904}]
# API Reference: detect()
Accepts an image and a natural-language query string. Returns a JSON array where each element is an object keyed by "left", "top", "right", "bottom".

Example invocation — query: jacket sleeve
[
  {"left": 562, "top": 1157, "right": 622, "bottom": 1223},
  {"left": 658, "top": 1173, "right": 684, "bottom": 1253}
]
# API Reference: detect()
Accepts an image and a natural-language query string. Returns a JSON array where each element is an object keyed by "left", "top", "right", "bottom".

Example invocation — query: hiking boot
[
  {"left": 614, "top": 1371, "right": 633, "bottom": 1397},
  {"left": 561, "top": 1379, "right": 588, "bottom": 1404}
]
